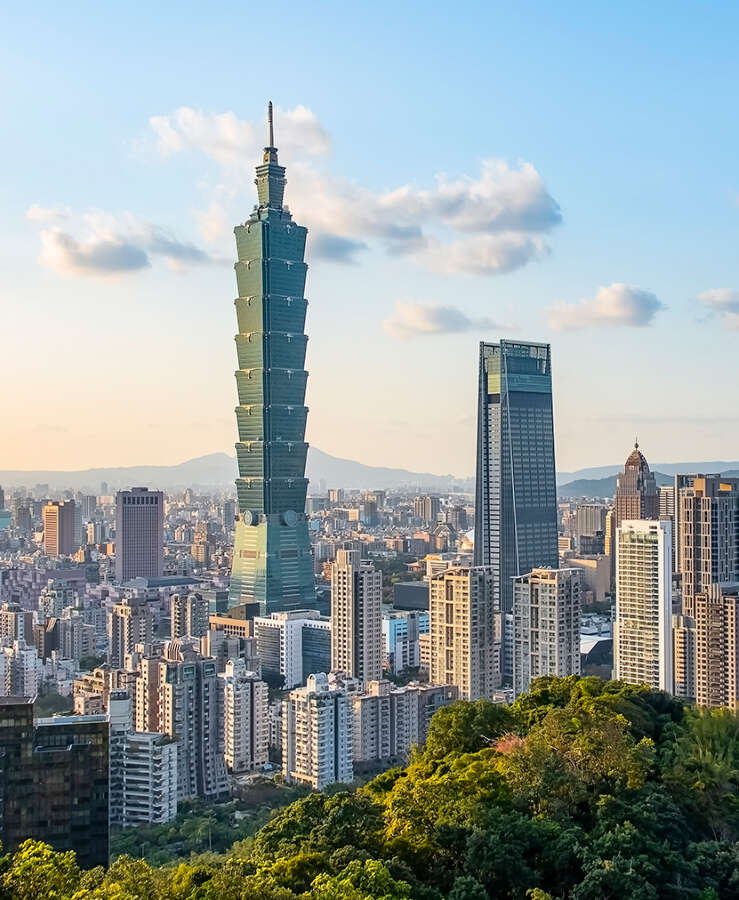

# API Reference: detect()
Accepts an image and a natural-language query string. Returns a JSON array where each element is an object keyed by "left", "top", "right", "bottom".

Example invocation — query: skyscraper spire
[
  {"left": 267, "top": 100, "right": 274, "bottom": 149},
  {"left": 258, "top": 101, "right": 283, "bottom": 205}
]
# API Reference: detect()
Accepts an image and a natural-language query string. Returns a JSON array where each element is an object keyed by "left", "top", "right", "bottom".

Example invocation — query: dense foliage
[{"left": 4, "top": 676, "right": 739, "bottom": 898}]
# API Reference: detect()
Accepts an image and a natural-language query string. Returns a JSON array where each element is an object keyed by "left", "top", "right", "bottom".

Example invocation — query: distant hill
[
  {"left": 0, "top": 448, "right": 474, "bottom": 493},
  {"left": 558, "top": 469, "right": 739, "bottom": 499},
  {"left": 557, "top": 460, "right": 739, "bottom": 485}
]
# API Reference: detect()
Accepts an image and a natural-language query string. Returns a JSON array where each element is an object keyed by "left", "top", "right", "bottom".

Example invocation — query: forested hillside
[{"left": 3, "top": 676, "right": 739, "bottom": 899}]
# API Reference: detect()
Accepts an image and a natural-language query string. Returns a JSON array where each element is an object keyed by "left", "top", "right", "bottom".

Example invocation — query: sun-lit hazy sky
[{"left": 2, "top": 1, "right": 739, "bottom": 476}]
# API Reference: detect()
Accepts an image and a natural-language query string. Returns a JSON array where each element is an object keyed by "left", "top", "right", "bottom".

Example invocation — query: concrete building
[
  {"left": 1, "top": 642, "right": 42, "bottom": 697},
  {"left": 414, "top": 495, "right": 440, "bottom": 524},
  {"left": 135, "top": 640, "right": 229, "bottom": 801},
  {"left": 115, "top": 488, "right": 164, "bottom": 583},
  {"left": 0, "top": 603, "right": 34, "bottom": 644},
  {"left": 330, "top": 550, "right": 383, "bottom": 684},
  {"left": 38, "top": 580, "right": 76, "bottom": 619},
  {"left": 254, "top": 609, "right": 330, "bottom": 689},
  {"left": 692, "top": 584, "right": 739, "bottom": 709},
  {"left": 382, "top": 609, "right": 429, "bottom": 673},
  {"left": 429, "top": 566, "right": 501, "bottom": 700},
  {"left": 562, "top": 555, "right": 610, "bottom": 604},
  {"left": 282, "top": 672, "right": 353, "bottom": 790},
  {"left": 614, "top": 520, "right": 672, "bottom": 692},
  {"left": 42, "top": 500, "right": 77, "bottom": 557},
  {"left": 171, "top": 592, "right": 209, "bottom": 639},
  {"left": 108, "top": 690, "right": 178, "bottom": 827},
  {"left": 512, "top": 568, "right": 581, "bottom": 698},
  {"left": 219, "top": 659, "right": 269, "bottom": 773},
  {"left": 575, "top": 503, "right": 607, "bottom": 540},
  {"left": 108, "top": 595, "right": 153, "bottom": 668}
]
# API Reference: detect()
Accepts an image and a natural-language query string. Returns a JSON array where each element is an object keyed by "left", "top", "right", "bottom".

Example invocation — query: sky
[{"left": 2, "top": 1, "right": 739, "bottom": 477}]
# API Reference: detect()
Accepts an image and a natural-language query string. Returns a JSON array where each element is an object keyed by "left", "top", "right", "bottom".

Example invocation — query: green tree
[
  {"left": 422, "top": 699, "right": 514, "bottom": 760},
  {"left": 1, "top": 840, "right": 82, "bottom": 900}
]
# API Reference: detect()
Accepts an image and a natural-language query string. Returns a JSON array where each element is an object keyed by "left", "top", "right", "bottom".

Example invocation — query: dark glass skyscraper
[
  {"left": 228, "top": 104, "right": 315, "bottom": 613},
  {"left": 474, "top": 340, "right": 558, "bottom": 612}
]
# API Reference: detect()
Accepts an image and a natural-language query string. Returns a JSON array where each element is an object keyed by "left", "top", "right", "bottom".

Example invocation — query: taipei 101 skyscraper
[{"left": 228, "top": 103, "right": 315, "bottom": 614}]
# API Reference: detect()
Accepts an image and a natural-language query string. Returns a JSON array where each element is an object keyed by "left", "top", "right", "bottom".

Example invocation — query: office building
[
  {"left": 613, "top": 443, "right": 658, "bottom": 530},
  {"left": 108, "top": 691, "right": 178, "bottom": 827},
  {"left": 219, "top": 659, "right": 269, "bottom": 773},
  {"left": 254, "top": 609, "right": 330, "bottom": 688},
  {"left": 227, "top": 104, "right": 315, "bottom": 614},
  {"left": 0, "top": 699, "right": 109, "bottom": 868},
  {"left": 331, "top": 550, "right": 383, "bottom": 683},
  {"left": 42, "top": 500, "right": 77, "bottom": 556},
  {"left": 115, "top": 488, "right": 164, "bottom": 583},
  {"left": 575, "top": 503, "right": 607, "bottom": 540},
  {"left": 429, "top": 566, "right": 501, "bottom": 700},
  {"left": 474, "top": 340, "right": 558, "bottom": 613},
  {"left": 614, "top": 520, "right": 672, "bottom": 692},
  {"left": 282, "top": 673, "right": 353, "bottom": 790},
  {"left": 563, "top": 555, "right": 610, "bottom": 605},
  {"left": 171, "top": 591, "right": 209, "bottom": 639},
  {"left": 135, "top": 640, "right": 229, "bottom": 801},
  {"left": 108, "top": 595, "right": 153, "bottom": 668},
  {"left": 512, "top": 568, "right": 581, "bottom": 698}
]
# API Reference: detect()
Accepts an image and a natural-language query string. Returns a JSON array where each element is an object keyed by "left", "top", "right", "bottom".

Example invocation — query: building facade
[
  {"left": 330, "top": 550, "right": 383, "bottom": 684},
  {"left": 474, "top": 340, "right": 558, "bottom": 613},
  {"left": 219, "top": 658, "right": 269, "bottom": 773},
  {"left": 115, "top": 488, "right": 164, "bottom": 583},
  {"left": 614, "top": 520, "right": 673, "bottom": 692},
  {"left": 42, "top": 500, "right": 77, "bottom": 557},
  {"left": 613, "top": 443, "right": 659, "bottom": 530},
  {"left": 512, "top": 567, "right": 581, "bottom": 698},
  {"left": 108, "top": 595, "right": 153, "bottom": 668},
  {"left": 429, "top": 566, "right": 501, "bottom": 700},
  {"left": 227, "top": 104, "right": 315, "bottom": 614}
]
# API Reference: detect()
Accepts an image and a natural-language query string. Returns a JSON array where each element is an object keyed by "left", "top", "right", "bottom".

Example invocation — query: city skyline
[{"left": 4, "top": 3, "right": 739, "bottom": 475}]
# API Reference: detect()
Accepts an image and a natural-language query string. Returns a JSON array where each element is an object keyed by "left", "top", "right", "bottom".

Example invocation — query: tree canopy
[{"left": 3, "top": 677, "right": 739, "bottom": 899}]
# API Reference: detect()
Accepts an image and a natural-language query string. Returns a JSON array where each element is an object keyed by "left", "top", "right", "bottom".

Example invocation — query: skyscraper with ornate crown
[{"left": 228, "top": 103, "right": 315, "bottom": 614}]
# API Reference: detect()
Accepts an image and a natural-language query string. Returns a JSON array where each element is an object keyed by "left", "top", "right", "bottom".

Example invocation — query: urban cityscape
[{"left": 3, "top": 4, "right": 739, "bottom": 898}]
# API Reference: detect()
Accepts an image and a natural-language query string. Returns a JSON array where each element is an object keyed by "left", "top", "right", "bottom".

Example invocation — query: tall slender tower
[
  {"left": 613, "top": 442, "right": 658, "bottom": 529},
  {"left": 474, "top": 340, "right": 558, "bottom": 613},
  {"left": 228, "top": 103, "right": 315, "bottom": 614}
]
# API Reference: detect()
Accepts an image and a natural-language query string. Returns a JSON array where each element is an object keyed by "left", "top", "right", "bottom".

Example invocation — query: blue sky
[{"left": 2, "top": 1, "right": 738, "bottom": 476}]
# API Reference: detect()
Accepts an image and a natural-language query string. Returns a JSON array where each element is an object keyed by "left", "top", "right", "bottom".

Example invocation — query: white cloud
[
  {"left": 149, "top": 105, "right": 332, "bottom": 165},
  {"left": 383, "top": 300, "right": 500, "bottom": 339},
  {"left": 697, "top": 288, "right": 739, "bottom": 330},
  {"left": 33, "top": 211, "right": 215, "bottom": 278},
  {"left": 548, "top": 283, "right": 665, "bottom": 330},
  {"left": 25, "top": 205, "right": 70, "bottom": 223},
  {"left": 194, "top": 201, "right": 230, "bottom": 243},
  {"left": 148, "top": 106, "right": 562, "bottom": 278}
]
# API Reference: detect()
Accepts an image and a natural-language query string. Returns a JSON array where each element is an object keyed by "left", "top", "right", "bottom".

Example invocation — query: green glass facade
[{"left": 228, "top": 108, "right": 315, "bottom": 613}]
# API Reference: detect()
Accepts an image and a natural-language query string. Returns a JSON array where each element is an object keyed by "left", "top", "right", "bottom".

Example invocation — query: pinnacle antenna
[{"left": 268, "top": 101, "right": 274, "bottom": 147}]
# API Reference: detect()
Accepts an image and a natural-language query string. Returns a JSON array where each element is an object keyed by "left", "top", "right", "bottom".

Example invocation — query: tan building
[
  {"left": 429, "top": 566, "right": 501, "bottom": 701},
  {"left": 171, "top": 592, "right": 209, "bottom": 639},
  {"left": 564, "top": 555, "right": 610, "bottom": 604},
  {"left": 42, "top": 500, "right": 76, "bottom": 557},
  {"left": 694, "top": 585, "right": 739, "bottom": 709},
  {"left": 513, "top": 568, "right": 581, "bottom": 698},
  {"left": 331, "top": 550, "right": 383, "bottom": 684},
  {"left": 108, "top": 596, "right": 153, "bottom": 669},
  {"left": 613, "top": 443, "right": 659, "bottom": 530}
]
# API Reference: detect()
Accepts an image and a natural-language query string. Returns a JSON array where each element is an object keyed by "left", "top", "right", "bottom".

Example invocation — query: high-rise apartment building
[
  {"left": 429, "top": 566, "right": 501, "bottom": 700},
  {"left": 108, "top": 691, "right": 178, "bottom": 827},
  {"left": 692, "top": 585, "right": 739, "bottom": 709},
  {"left": 673, "top": 475, "right": 739, "bottom": 700},
  {"left": 282, "top": 673, "right": 353, "bottom": 790},
  {"left": 575, "top": 504, "right": 607, "bottom": 540},
  {"left": 171, "top": 592, "right": 209, "bottom": 639},
  {"left": 219, "top": 658, "right": 269, "bottom": 773},
  {"left": 0, "top": 699, "right": 109, "bottom": 868},
  {"left": 613, "top": 443, "right": 659, "bottom": 529},
  {"left": 108, "top": 595, "right": 153, "bottom": 668},
  {"left": 414, "top": 495, "right": 440, "bottom": 524},
  {"left": 658, "top": 484, "right": 677, "bottom": 567},
  {"left": 474, "top": 340, "right": 558, "bottom": 613},
  {"left": 115, "top": 488, "right": 164, "bottom": 583},
  {"left": 227, "top": 104, "right": 315, "bottom": 614},
  {"left": 42, "top": 500, "right": 77, "bottom": 556},
  {"left": 614, "top": 520, "right": 673, "bottom": 692},
  {"left": 512, "top": 567, "right": 581, "bottom": 698},
  {"left": 135, "top": 641, "right": 229, "bottom": 801},
  {"left": 330, "top": 550, "right": 383, "bottom": 683}
]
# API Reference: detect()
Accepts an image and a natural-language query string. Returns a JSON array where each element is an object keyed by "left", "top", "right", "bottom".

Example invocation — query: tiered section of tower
[{"left": 228, "top": 107, "right": 315, "bottom": 613}]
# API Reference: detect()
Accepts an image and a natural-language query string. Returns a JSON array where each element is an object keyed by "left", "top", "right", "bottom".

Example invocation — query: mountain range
[{"left": 0, "top": 449, "right": 474, "bottom": 493}]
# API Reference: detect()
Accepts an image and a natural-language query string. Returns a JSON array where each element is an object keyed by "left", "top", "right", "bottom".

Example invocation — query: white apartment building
[
  {"left": 219, "top": 658, "right": 269, "bottom": 773},
  {"left": 429, "top": 566, "right": 501, "bottom": 700},
  {"left": 108, "top": 596, "right": 153, "bottom": 669},
  {"left": 1, "top": 641, "right": 42, "bottom": 696},
  {"left": 282, "top": 673, "right": 353, "bottom": 790},
  {"left": 331, "top": 550, "right": 383, "bottom": 684},
  {"left": 614, "top": 520, "right": 673, "bottom": 692},
  {"left": 253, "top": 609, "right": 330, "bottom": 689},
  {"left": 512, "top": 567, "right": 581, "bottom": 698},
  {"left": 108, "top": 691, "right": 178, "bottom": 827}
]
